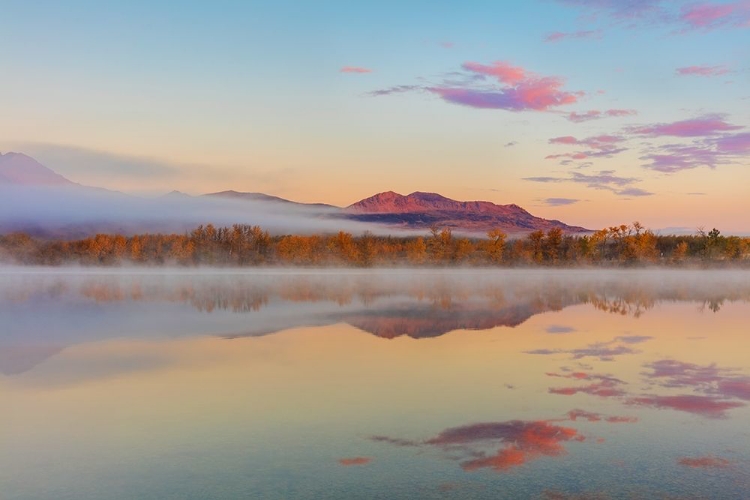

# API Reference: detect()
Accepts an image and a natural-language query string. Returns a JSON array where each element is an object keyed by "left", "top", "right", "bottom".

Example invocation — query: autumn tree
[{"left": 484, "top": 228, "right": 507, "bottom": 264}]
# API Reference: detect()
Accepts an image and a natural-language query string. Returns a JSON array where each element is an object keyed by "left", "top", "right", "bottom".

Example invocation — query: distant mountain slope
[
  {"left": 346, "top": 191, "right": 588, "bottom": 234},
  {"left": 0, "top": 152, "right": 75, "bottom": 186},
  {"left": 204, "top": 190, "right": 336, "bottom": 209}
]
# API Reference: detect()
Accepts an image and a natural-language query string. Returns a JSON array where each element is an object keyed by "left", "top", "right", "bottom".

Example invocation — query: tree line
[{"left": 1, "top": 223, "right": 748, "bottom": 267}]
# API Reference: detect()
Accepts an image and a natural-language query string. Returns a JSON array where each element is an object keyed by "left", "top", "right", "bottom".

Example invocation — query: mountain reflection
[
  {"left": 3, "top": 270, "right": 750, "bottom": 338},
  {"left": 2, "top": 269, "right": 750, "bottom": 375}
]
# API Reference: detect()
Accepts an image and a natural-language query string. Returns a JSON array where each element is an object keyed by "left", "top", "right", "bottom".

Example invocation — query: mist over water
[{"left": 2, "top": 268, "right": 750, "bottom": 499}]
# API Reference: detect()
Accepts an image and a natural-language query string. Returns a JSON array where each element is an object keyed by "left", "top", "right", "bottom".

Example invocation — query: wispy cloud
[
  {"left": 566, "top": 109, "right": 638, "bottom": 123},
  {"left": 549, "top": 134, "right": 626, "bottom": 150},
  {"left": 639, "top": 130, "right": 750, "bottom": 173},
  {"left": 525, "top": 170, "right": 653, "bottom": 197},
  {"left": 544, "top": 29, "right": 603, "bottom": 43},
  {"left": 676, "top": 64, "right": 731, "bottom": 77},
  {"left": 553, "top": 0, "right": 666, "bottom": 21},
  {"left": 678, "top": 2, "right": 750, "bottom": 32},
  {"left": 545, "top": 135, "right": 628, "bottom": 163},
  {"left": 630, "top": 114, "right": 742, "bottom": 137},
  {"left": 616, "top": 187, "right": 654, "bottom": 197},
  {"left": 340, "top": 66, "right": 373, "bottom": 74},
  {"left": 545, "top": 198, "right": 580, "bottom": 206},
  {"left": 715, "top": 131, "right": 750, "bottom": 153},
  {"left": 371, "top": 60, "right": 583, "bottom": 112},
  {"left": 554, "top": 0, "right": 750, "bottom": 32},
  {"left": 368, "top": 85, "right": 423, "bottom": 97}
]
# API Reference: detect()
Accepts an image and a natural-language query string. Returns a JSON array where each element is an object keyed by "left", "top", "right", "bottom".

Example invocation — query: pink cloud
[
  {"left": 461, "top": 61, "right": 527, "bottom": 85},
  {"left": 525, "top": 170, "right": 650, "bottom": 196},
  {"left": 549, "top": 134, "right": 625, "bottom": 150},
  {"left": 546, "top": 135, "right": 628, "bottom": 164},
  {"left": 546, "top": 152, "right": 591, "bottom": 160},
  {"left": 550, "top": 136, "right": 579, "bottom": 145},
  {"left": 544, "top": 30, "right": 603, "bottom": 43},
  {"left": 606, "top": 109, "right": 638, "bottom": 117},
  {"left": 566, "top": 109, "right": 637, "bottom": 123},
  {"left": 340, "top": 66, "right": 373, "bottom": 74},
  {"left": 715, "top": 132, "right": 750, "bottom": 153},
  {"left": 630, "top": 115, "right": 742, "bottom": 137},
  {"left": 568, "top": 110, "right": 602, "bottom": 122},
  {"left": 679, "top": 2, "right": 750, "bottom": 31},
  {"left": 641, "top": 144, "right": 723, "bottom": 172},
  {"left": 676, "top": 65, "right": 731, "bottom": 77},
  {"left": 641, "top": 131, "right": 750, "bottom": 173},
  {"left": 556, "top": 0, "right": 750, "bottom": 32},
  {"left": 427, "top": 61, "right": 582, "bottom": 112}
]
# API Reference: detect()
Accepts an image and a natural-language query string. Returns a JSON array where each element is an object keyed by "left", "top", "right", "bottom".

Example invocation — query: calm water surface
[{"left": 1, "top": 269, "right": 749, "bottom": 499}]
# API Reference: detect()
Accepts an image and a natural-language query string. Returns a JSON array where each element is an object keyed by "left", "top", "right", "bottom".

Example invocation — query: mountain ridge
[
  {"left": 0, "top": 152, "right": 590, "bottom": 235},
  {"left": 345, "top": 190, "right": 588, "bottom": 234}
]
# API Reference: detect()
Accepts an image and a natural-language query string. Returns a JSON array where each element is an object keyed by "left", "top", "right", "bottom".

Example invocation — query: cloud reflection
[
  {"left": 338, "top": 457, "right": 372, "bottom": 466},
  {"left": 372, "top": 419, "right": 585, "bottom": 473},
  {"left": 677, "top": 455, "right": 730, "bottom": 468},
  {"left": 627, "top": 395, "right": 744, "bottom": 418}
]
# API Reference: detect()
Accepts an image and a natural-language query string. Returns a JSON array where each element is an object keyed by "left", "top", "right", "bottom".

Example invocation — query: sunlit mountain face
[{"left": 2, "top": 269, "right": 750, "bottom": 499}]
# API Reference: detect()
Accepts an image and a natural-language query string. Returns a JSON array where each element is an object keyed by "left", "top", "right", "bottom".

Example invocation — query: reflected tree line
[
  {"left": 1, "top": 222, "right": 749, "bottom": 266},
  {"left": 5, "top": 273, "right": 749, "bottom": 322}
]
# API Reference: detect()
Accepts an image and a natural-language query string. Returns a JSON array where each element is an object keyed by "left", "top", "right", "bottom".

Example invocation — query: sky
[{"left": 1, "top": 0, "right": 749, "bottom": 232}]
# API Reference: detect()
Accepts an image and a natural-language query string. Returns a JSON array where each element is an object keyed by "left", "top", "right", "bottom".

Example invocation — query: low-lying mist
[{"left": 0, "top": 185, "right": 387, "bottom": 237}]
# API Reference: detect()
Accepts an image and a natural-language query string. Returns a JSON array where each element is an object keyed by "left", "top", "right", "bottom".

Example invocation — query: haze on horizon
[{"left": 1, "top": 1, "right": 749, "bottom": 232}]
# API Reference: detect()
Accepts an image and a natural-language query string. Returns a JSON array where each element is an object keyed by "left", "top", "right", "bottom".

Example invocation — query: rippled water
[{"left": 2, "top": 269, "right": 749, "bottom": 499}]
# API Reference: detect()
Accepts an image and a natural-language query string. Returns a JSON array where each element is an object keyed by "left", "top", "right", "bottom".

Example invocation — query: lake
[{"left": 2, "top": 269, "right": 749, "bottom": 499}]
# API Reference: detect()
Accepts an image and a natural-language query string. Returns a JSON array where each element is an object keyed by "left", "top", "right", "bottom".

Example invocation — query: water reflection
[{"left": 2, "top": 269, "right": 750, "bottom": 499}]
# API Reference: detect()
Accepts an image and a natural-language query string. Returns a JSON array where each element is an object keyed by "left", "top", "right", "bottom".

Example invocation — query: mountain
[
  {"left": 0, "top": 152, "right": 75, "bottom": 186},
  {"left": 346, "top": 191, "right": 588, "bottom": 234},
  {"left": 0, "top": 153, "right": 589, "bottom": 236}
]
